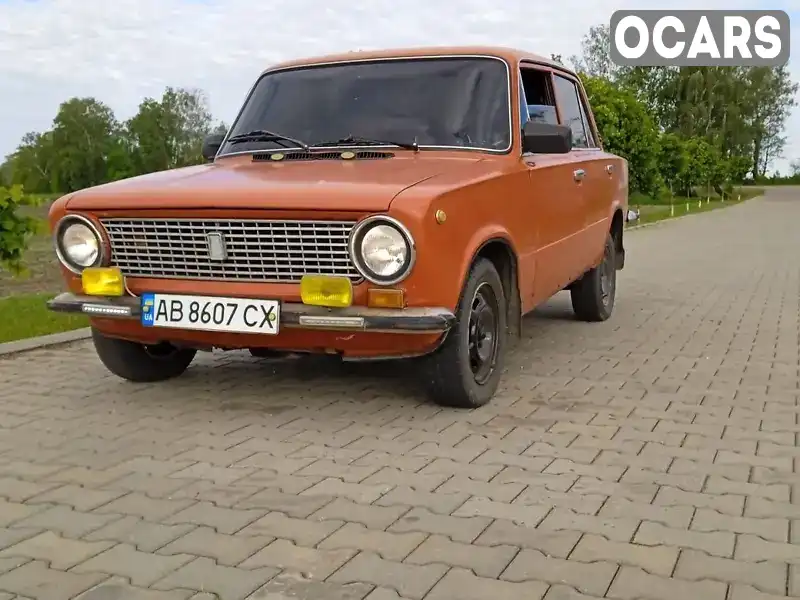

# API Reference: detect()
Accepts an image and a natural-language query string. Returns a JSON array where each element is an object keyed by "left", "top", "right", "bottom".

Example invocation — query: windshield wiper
[
  {"left": 314, "top": 135, "right": 419, "bottom": 152},
  {"left": 227, "top": 129, "right": 309, "bottom": 150}
]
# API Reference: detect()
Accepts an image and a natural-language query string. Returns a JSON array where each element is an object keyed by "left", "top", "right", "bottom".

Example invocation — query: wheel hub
[
  {"left": 600, "top": 244, "right": 614, "bottom": 304},
  {"left": 468, "top": 283, "right": 499, "bottom": 385}
]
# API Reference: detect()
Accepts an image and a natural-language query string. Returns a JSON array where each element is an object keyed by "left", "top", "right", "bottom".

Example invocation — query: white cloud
[{"left": 0, "top": 0, "right": 797, "bottom": 172}]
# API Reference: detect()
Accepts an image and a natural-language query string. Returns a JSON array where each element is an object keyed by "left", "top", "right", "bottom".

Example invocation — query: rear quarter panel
[
  {"left": 584, "top": 151, "right": 628, "bottom": 266},
  {"left": 576, "top": 72, "right": 628, "bottom": 267},
  {"left": 590, "top": 153, "right": 628, "bottom": 221}
]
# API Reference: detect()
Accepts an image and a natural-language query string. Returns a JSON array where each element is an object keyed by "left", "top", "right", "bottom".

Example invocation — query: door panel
[
  {"left": 577, "top": 149, "right": 613, "bottom": 265},
  {"left": 524, "top": 154, "right": 588, "bottom": 304},
  {"left": 551, "top": 73, "right": 612, "bottom": 277}
]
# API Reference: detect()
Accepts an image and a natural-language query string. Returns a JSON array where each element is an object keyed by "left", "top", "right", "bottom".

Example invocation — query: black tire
[
  {"left": 570, "top": 233, "right": 616, "bottom": 322},
  {"left": 423, "top": 258, "right": 508, "bottom": 408},
  {"left": 91, "top": 328, "right": 196, "bottom": 382}
]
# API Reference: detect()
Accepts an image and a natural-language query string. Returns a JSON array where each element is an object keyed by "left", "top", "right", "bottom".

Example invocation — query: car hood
[{"left": 66, "top": 155, "right": 487, "bottom": 212}]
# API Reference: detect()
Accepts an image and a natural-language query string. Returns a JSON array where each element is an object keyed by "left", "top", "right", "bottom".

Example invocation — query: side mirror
[
  {"left": 522, "top": 121, "right": 572, "bottom": 154},
  {"left": 202, "top": 133, "right": 226, "bottom": 161}
]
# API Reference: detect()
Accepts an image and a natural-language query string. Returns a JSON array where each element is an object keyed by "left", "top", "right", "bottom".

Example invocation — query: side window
[
  {"left": 553, "top": 75, "right": 590, "bottom": 149},
  {"left": 519, "top": 80, "right": 530, "bottom": 126},
  {"left": 576, "top": 88, "right": 597, "bottom": 147},
  {"left": 519, "top": 67, "right": 557, "bottom": 126}
]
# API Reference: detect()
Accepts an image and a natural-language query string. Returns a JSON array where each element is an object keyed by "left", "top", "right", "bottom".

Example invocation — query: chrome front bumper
[{"left": 47, "top": 293, "right": 455, "bottom": 333}]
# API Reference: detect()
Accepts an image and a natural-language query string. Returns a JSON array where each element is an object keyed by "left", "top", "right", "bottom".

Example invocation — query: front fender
[
  {"left": 387, "top": 165, "right": 529, "bottom": 312},
  {"left": 455, "top": 225, "right": 519, "bottom": 302},
  {"left": 388, "top": 204, "right": 524, "bottom": 312}
]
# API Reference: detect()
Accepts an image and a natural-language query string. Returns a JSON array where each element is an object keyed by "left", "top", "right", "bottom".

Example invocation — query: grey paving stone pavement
[{"left": 0, "top": 188, "right": 797, "bottom": 599}]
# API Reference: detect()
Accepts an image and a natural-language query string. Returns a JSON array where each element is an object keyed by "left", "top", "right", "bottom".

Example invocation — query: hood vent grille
[{"left": 252, "top": 150, "right": 395, "bottom": 162}]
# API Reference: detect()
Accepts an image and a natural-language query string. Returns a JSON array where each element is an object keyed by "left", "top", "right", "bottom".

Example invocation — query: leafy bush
[{"left": 0, "top": 185, "right": 41, "bottom": 275}]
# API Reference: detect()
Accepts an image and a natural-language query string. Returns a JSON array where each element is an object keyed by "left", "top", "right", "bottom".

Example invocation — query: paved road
[{"left": 0, "top": 189, "right": 798, "bottom": 600}]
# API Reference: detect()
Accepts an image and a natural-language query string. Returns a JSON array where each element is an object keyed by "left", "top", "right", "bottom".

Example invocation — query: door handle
[
  {"left": 573, "top": 169, "right": 585, "bottom": 182},
  {"left": 605, "top": 164, "right": 614, "bottom": 174}
]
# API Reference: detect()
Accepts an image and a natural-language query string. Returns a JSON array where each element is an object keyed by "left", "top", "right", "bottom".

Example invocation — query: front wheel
[
  {"left": 422, "top": 258, "right": 508, "bottom": 408},
  {"left": 570, "top": 233, "right": 616, "bottom": 322},
  {"left": 91, "top": 328, "right": 197, "bottom": 382}
]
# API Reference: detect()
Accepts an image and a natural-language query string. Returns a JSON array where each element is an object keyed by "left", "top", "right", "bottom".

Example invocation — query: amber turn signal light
[
  {"left": 81, "top": 267, "right": 124, "bottom": 297},
  {"left": 300, "top": 275, "right": 353, "bottom": 308},
  {"left": 367, "top": 288, "right": 404, "bottom": 309}
]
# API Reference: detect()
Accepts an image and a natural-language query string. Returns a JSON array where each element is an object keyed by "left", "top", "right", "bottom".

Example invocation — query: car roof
[{"left": 262, "top": 46, "right": 576, "bottom": 76}]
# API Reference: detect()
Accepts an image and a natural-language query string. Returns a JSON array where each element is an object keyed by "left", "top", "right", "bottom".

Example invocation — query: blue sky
[{"left": 1, "top": 0, "right": 797, "bottom": 173}]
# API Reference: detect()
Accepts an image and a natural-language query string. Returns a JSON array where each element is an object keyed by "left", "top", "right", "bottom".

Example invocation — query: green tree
[
  {"left": 564, "top": 15, "right": 799, "bottom": 180},
  {"left": 0, "top": 157, "right": 11, "bottom": 187},
  {"left": 657, "top": 133, "right": 688, "bottom": 198},
  {"left": 7, "top": 131, "right": 58, "bottom": 194},
  {"left": 126, "top": 87, "right": 213, "bottom": 175},
  {"left": 211, "top": 121, "right": 229, "bottom": 136},
  {"left": 50, "top": 97, "right": 126, "bottom": 192},
  {"left": 569, "top": 24, "right": 622, "bottom": 79},
  {"left": 623, "top": 65, "right": 797, "bottom": 178},
  {"left": 618, "top": 66, "right": 678, "bottom": 126},
  {"left": 581, "top": 74, "right": 663, "bottom": 196},
  {"left": 679, "top": 137, "right": 714, "bottom": 197},
  {"left": 707, "top": 145, "right": 729, "bottom": 198},
  {"left": 727, "top": 155, "right": 751, "bottom": 184},
  {"left": 746, "top": 66, "right": 798, "bottom": 178},
  {"left": 0, "top": 185, "right": 40, "bottom": 275}
]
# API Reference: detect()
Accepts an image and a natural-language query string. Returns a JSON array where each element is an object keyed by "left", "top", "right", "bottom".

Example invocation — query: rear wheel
[
  {"left": 570, "top": 233, "right": 616, "bottom": 322},
  {"left": 91, "top": 328, "right": 196, "bottom": 382},
  {"left": 423, "top": 258, "right": 508, "bottom": 408}
]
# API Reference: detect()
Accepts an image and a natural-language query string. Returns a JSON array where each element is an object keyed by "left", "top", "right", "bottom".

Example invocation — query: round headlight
[
  {"left": 56, "top": 217, "right": 102, "bottom": 272},
  {"left": 350, "top": 217, "right": 415, "bottom": 285}
]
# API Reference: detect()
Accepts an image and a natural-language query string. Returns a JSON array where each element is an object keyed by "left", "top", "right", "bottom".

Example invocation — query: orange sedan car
[{"left": 47, "top": 46, "right": 633, "bottom": 408}]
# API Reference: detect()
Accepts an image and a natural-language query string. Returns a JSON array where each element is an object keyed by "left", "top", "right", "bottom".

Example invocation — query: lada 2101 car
[{"left": 47, "top": 46, "right": 633, "bottom": 408}]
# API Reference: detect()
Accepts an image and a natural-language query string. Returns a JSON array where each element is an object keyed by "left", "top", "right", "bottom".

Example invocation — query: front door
[
  {"left": 524, "top": 155, "right": 589, "bottom": 303},
  {"left": 519, "top": 65, "right": 589, "bottom": 303}
]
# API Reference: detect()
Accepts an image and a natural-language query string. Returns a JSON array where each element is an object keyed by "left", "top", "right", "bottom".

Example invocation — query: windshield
[{"left": 220, "top": 56, "right": 511, "bottom": 155}]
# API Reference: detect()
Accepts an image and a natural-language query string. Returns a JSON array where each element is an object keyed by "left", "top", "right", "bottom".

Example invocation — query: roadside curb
[
  {"left": 0, "top": 327, "right": 91, "bottom": 357},
  {"left": 626, "top": 195, "right": 762, "bottom": 231},
  {"left": 626, "top": 212, "right": 695, "bottom": 231}
]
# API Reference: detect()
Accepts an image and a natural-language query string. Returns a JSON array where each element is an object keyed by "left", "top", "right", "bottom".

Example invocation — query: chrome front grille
[{"left": 99, "top": 218, "right": 361, "bottom": 283}]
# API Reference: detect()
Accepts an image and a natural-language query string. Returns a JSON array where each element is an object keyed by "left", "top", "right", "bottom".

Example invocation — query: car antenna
[{"left": 412, "top": 136, "right": 419, "bottom": 152}]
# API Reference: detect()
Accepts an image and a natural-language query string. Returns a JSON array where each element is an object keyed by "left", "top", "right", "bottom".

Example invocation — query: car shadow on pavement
[{"left": 97, "top": 294, "right": 605, "bottom": 413}]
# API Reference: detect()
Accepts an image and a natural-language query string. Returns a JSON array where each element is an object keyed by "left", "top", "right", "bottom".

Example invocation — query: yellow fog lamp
[
  {"left": 81, "top": 267, "right": 125, "bottom": 296},
  {"left": 300, "top": 275, "right": 353, "bottom": 308}
]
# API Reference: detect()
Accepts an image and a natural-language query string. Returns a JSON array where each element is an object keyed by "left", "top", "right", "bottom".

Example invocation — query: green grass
[{"left": 0, "top": 293, "right": 88, "bottom": 344}]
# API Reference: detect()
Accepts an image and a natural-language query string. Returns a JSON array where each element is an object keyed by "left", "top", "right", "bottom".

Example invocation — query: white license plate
[{"left": 140, "top": 293, "right": 279, "bottom": 334}]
